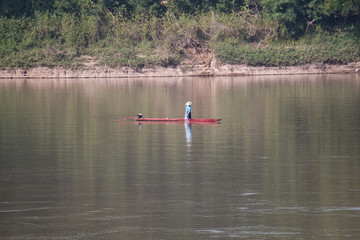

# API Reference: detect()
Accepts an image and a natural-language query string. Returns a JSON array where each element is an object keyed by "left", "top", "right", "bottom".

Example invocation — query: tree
[
  {"left": 0, "top": 0, "right": 54, "bottom": 17},
  {"left": 261, "top": 0, "right": 309, "bottom": 37},
  {"left": 306, "top": 0, "right": 360, "bottom": 31}
]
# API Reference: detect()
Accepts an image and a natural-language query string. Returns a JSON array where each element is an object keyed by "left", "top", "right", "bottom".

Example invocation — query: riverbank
[
  {"left": 2, "top": 9, "right": 359, "bottom": 79},
  {"left": 1, "top": 62, "right": 359, "bottom": 79}
]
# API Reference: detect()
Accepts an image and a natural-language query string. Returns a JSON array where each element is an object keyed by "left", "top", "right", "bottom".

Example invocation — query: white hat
[{"left": 185, "top": 101, "right": 192, "bottom": 105}]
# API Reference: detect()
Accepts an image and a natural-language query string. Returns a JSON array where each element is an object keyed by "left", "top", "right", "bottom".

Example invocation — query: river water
[{"left": 0, "top": 75, "right": 360, "bottom": 239}]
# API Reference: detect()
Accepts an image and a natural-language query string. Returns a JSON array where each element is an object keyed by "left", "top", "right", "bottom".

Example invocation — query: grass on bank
[
  {"left": 0, "top": 11, "right": 359, "bottom": 70},
  {"left": 213, "top": 34, "right": 360, "bottom": 66}
]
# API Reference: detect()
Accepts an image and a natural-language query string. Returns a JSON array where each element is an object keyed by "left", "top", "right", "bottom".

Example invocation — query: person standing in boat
[{"left": 184, "top": 101, "right": 192, "bottom": 119}]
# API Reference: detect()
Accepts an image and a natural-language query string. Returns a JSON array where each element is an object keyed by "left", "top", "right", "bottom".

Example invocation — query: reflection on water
[
  {"left": 185, "top": 123, "right": 192, "bottom": 147},
  {"left": 0, "top": 75, "right": 360, "bottom": 240}
]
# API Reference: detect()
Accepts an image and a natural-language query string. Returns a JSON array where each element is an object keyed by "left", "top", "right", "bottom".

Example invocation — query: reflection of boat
[{"left": 134, "top": 118, "right": 221, "bottom": 122}]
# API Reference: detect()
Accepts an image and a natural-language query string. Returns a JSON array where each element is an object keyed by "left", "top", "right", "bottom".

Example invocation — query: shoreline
[{"left": 1, "top": 62, "right": 359, "bottom": 79}]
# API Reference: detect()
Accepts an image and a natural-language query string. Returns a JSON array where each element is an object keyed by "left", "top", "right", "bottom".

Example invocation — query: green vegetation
[
  {"left": 0, "top": 0, "right": 359, "bottom": 70},
  {"left": 214, "top": 33, "right": 360, "bottom": 66}
]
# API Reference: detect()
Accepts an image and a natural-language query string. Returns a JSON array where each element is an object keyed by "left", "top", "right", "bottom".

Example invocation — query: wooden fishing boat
[{"left": 134, "top": 118, "right": 221, "bottom": 122}]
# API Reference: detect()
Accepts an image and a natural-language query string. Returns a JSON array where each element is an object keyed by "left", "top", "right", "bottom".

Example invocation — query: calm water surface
[{"left": 0, "top": 75, "right": 360, "bottom": 239}]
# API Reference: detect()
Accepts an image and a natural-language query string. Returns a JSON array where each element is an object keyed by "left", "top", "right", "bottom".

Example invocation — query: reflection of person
[
  {"left": 185, "top": 122, "right": 192, "bottom": 146},
  {"left": 184, "top": 101, "right": 192, "bottom": 119}
]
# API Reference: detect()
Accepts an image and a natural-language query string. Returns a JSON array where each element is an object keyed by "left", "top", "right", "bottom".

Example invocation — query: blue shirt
[{"left": 185, "top": 105, "right": 191, "bottom": 119}]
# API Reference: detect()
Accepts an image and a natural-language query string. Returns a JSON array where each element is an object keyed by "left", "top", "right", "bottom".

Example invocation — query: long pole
[{"left": 117, "top": 116, "right": 136, "bottom": 121}]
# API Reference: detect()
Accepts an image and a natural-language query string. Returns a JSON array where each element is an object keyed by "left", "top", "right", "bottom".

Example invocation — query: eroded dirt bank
[{"left": 1, "top": 62, "right": 359, "bottom": 78}]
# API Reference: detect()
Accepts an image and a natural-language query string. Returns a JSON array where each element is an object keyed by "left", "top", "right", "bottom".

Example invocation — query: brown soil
[{"left": 1, "top": 49, "right": 359, "bottom": 78}]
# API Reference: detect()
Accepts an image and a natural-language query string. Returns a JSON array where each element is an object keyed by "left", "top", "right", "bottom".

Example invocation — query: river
[{"left": 0, "top": 74, "right": 360, "bottom": 239}]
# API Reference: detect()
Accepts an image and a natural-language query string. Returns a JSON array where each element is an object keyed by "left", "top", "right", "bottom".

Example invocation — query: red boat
[{"left": 134, "top": 118, "right": 221, "bottom": 122}]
